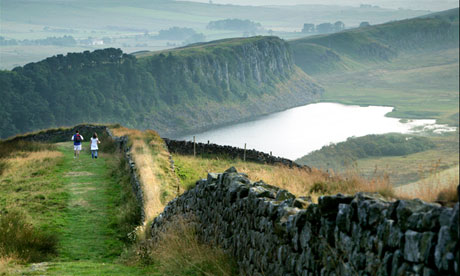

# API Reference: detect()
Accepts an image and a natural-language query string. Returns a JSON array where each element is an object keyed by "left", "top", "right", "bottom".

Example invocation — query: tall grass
[
  {"left": 140, "top": 216, "right": 237, "bottom": 276},
  {"left": 396, "top": 164, "right": 459, "bottom": 205},
  {"left": 0, "top": 141, "right": 63, "bottom": 265},
  {"left": 0, "top": 210, "right": 57, "bottom": 262},
  {"left": 0, "top": 140, "right": 55, "bottom": 159}
]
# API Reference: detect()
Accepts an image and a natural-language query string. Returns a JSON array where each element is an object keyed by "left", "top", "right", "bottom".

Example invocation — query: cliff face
[
  {"left": 0, "top": 37, "right": 322, "bottom": 139},
  {"left": 175, "top": 37, "right": 293, "bottom": 87},
  {"left": 138, "top": 36, "right": 323, "bottom": 137}
]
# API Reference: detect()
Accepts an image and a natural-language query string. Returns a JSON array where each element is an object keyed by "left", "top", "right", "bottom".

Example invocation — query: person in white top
[{"left": 90, "top": 132, "right": 101, "bottom": 159}]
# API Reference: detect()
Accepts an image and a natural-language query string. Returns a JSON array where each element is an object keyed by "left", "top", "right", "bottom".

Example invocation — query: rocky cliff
[{"left": 137, "top": 36, "right": 323, "bottom": 137}]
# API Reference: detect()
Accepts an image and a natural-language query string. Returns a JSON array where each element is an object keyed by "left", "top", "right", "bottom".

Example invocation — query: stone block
[{"left": 403, "top": 230, "right": 435, "bottom": 263}]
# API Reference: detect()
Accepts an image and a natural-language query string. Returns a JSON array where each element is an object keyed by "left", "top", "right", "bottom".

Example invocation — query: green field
[
  {"left": 318, "top": 48, "right": 459, "bottom": 126},
  {"left": 0, "top": 142, "right": 155, "bottom": 275}
]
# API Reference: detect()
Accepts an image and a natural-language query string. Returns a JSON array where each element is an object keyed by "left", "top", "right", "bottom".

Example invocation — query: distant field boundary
[{"left": 164, "top": 138, "right": 311, "bottom": 171}]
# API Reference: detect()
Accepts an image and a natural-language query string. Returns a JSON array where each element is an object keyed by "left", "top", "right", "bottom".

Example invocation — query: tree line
[
  {"left": 296, "top": 134, "right": 435, "bottom": 169},
  {"left": 0, "top": 35, "right": 77, "bottom": 46},
  {"left": 0, "top": 38, "right": 289, "bottom": 138}
]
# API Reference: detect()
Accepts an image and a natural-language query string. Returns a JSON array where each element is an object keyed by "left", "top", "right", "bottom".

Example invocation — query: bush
[
  {"left": 0, "top": 161, "right": 8, "bottom": 176},
  {"left": 310, "top": 182, "right": 329, "bottom": 194},
  {"left": 0, "top": 210, "right": 57, "bottom": 262},
  {"left": 436, "top": 186, "right": 459, "bottom": 205}
]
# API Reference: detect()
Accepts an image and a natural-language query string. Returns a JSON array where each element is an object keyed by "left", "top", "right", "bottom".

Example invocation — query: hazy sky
[{"left": 185, "top": 0, "right": 459, "bottom": 11}]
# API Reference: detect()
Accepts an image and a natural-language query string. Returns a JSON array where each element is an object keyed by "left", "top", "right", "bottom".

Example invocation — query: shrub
[
  {"left": 0, "top": 210, "right": 57, "bottom": 262},
  {"left": 310, "top": 182, "right": 329, "bottom": 194},
  {"left": 436, "top": 185, "right": 459, "bottom": 205},
  {"left": 0, "top": 161, "right": 8, "bottom": 176}
]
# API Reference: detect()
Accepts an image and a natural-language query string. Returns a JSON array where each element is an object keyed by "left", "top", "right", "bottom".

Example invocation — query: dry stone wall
[
  {"left": 164, "top": 138, "right": 310, "bottom": 170},
  {"left": 6, "top": 124, "right": 109, "bottom": 143},
  {"left": 151, "top": 167, "right": 459, "bottom": 276}
]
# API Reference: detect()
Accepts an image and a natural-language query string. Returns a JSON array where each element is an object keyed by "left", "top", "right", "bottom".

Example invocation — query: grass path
[{"left": 24, "top": 143, "right": 156, "bottom": 276}]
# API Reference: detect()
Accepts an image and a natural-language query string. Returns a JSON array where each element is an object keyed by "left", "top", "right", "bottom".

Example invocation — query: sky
[{"left": 184, "top": 0, "right": 459, "bottom": 11}]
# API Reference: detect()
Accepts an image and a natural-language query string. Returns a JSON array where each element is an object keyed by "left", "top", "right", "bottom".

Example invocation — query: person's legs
[
  {"left": 91, "top": 150, "right": 95, "bottom": 159},
  {"left": 74, "top": 145, "right": 77, "bottom": 158},
  {"left": 76, "top": 145, "right": 82, "bottom": 158},
  {"left": 94, "top": 150, "right": 98, "bottom": 159}
]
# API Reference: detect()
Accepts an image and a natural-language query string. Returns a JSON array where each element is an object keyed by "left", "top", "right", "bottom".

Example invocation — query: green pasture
[{"left": 318, "top": 48, "right": 459, "bottom": 126}]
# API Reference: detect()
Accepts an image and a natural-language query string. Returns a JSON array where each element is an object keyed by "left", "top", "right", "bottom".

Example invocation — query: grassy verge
[{"left": 110, "top": 126, "right": 179, "bottom": 224}]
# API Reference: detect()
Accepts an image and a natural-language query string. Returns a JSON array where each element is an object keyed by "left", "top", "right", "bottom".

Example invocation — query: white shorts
[{"left": 74, "top": 145, "right": 82, "bottom": 151}]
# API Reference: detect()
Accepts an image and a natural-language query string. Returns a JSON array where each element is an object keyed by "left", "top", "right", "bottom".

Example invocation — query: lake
[{"left": 179, "top": 102, "right": 456, "bottom": 160}]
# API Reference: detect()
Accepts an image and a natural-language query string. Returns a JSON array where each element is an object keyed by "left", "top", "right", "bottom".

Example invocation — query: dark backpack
[{"left": 75, "top": 134, "right": 82, "bottom": 142}]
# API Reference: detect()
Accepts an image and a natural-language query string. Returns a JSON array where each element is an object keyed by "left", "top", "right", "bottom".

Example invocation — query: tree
[
  {"left": 207, "top": 19, "right": 262, "bottom": 32},
  {"left": 156, "top": 27, "right": 197, "bottom": 40},
  {"left": 302, "top": 23, "right": 315, "bottom": 33},
  {"left": 334, "top": 21, "right": 345, "bottom": 32},
  {"left": 359, "top": 21, "right": 371, "bottom": 28},
  {"left": 316, "top": 23, "right": 334, "bottom": 34}
]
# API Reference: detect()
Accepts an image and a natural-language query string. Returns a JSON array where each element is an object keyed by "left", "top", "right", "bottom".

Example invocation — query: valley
[{"left": 0, "top": 4, "right": 459, "bottom": 275}]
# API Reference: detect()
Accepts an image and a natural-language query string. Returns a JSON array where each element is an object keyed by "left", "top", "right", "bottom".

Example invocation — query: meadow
[{"left": 0, "top": 135, "right": 237, "bottom": 275}]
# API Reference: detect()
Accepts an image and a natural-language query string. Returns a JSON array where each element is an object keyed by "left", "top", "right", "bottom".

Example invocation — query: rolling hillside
[
  {"left": 289, "top": 8, "right": 459, "bottom": 127},
  {"left": 0, "top": 0, "right": 431, "bottom": 69},
  {"left": 0, "top": 36, "right": 322, "bottom": 139},
  {"left": 292, "top": 9, "right": 459, "bottom": 187},
  {"left": 290, "top": 8, "right": 459, "bottom": 75}
]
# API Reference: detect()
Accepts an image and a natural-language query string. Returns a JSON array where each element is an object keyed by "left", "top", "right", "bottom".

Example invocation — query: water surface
[{"left": 180, "top": 103, "right": 455, "bottom": 160}]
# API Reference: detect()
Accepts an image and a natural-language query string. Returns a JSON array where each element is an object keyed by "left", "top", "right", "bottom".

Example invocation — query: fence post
[
  {"left": 193, "top": 136, "right": 196, "bottom": 157},
  {"left": 244, "top": 143, "right": 246, "bottom": 162}
]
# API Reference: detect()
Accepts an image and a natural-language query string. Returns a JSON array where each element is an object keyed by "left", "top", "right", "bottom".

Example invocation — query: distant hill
[
  {"left": 289, "top": 8, "right": 459, "bottom": 75},
  {"left": 0, "top": 36, "right": 322, "bottom": 139}
]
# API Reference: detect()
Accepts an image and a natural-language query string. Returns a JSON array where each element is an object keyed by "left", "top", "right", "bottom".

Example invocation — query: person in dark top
[{"left": 71, "top": 130, "right": 84, "bottom": 158}]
